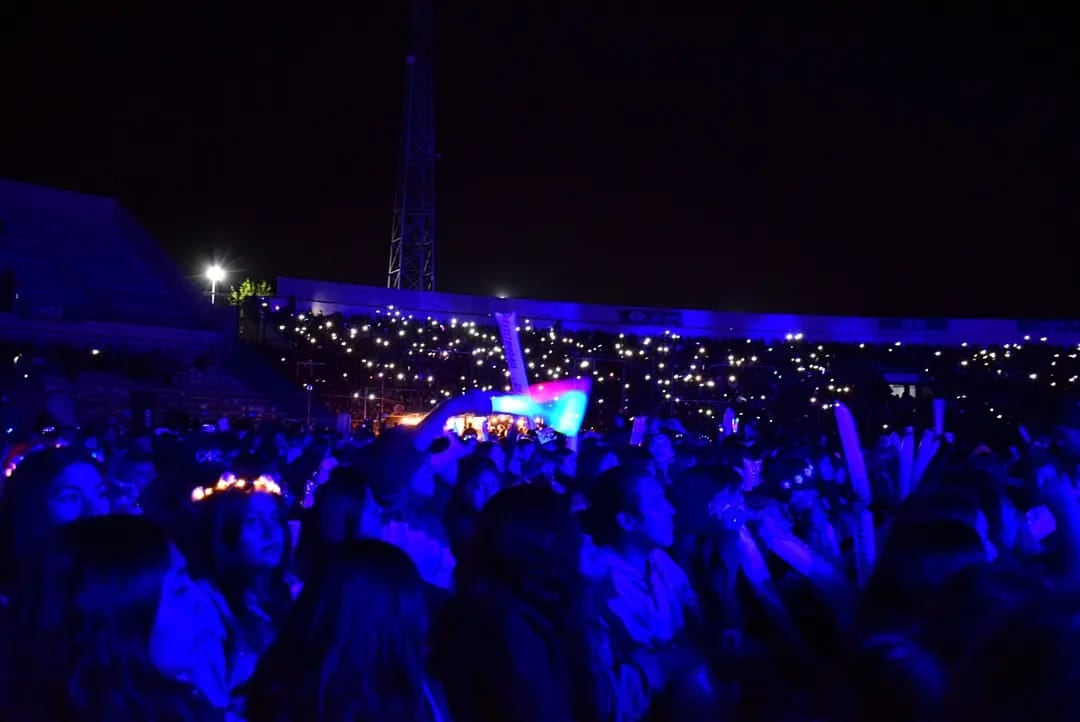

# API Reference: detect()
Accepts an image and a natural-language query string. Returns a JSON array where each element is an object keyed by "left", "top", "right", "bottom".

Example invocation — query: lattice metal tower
[{"left": 387, "top": 0, "right": 436, "bottom": 291}]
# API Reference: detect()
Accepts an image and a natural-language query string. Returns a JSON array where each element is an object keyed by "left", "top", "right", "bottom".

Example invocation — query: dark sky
[{"left": 2, "top": 4, "right": 1077, "bottom": 318}]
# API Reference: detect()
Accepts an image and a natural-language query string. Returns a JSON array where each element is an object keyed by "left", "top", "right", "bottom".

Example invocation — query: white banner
[{"left": 495, "top": 311, "right": 530, "bottom": 395}]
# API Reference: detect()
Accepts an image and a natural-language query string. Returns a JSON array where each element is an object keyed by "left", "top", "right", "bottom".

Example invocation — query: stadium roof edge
[
  {"left": 275, "top": 276, "right": 1080, "bottom": 347},
  {"left": 0, "top": 177, "right": 119, "bottom": 219}
]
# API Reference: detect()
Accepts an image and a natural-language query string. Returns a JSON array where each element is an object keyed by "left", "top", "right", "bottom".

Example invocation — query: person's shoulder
[
  {"left": 650, "top": 548, "right": 688, "bottom": 579},
  {"left": 650, "top": 549, "right": 696, "bottom": 602}
]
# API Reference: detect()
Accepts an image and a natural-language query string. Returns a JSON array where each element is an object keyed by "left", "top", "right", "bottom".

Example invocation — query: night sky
[{"left": 2, "top": 5, "right": 1077, "bottom": 318}]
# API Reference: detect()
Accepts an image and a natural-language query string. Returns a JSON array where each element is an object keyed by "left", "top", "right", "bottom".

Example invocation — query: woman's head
[
  {"left": 849, "top": 633, "right": 945, "bottom": 722},
  {"left": 450, "top": 485, "right": 604, "bottom": 721},
  {"left": 458, "top": 484, "right": 583, "bottom": 610},
  {"left": 291, "top": 539, "right": 428, "bottom": 652},
  {"left": 24, "top": 515, "right": 223, "bottom": 711},
  {"left": 193, "top": 487, "right": 287, "bottom": 587},
  {"left": 239, "top": 492, "right": 286, "bottom": 569},
  {"left": 10, "top": 445, "right": 109, "bottom": 526},
  {"left": 456, "top": 455, "right": 501, "bottom": 513},
  {"left": 921, "top": 565, "right": 1051, "bottom": 666},
  {"left": 899, "top": 487, "right": 998, "bottom": 561},
  {"left": 246, "top": 540, "right": 429, "bottom": 722},
  {"left": 2, "top": 445, "right": 110, "bottom": 576},
  {"left": 947, "top": 590, "right": 1080, "bottom": 722},
  {"left": 862, "top": 520, "right": 988, "bottom": 631},
  {"left": 583, "top": 465, "right": 676, "bottom": 550}
]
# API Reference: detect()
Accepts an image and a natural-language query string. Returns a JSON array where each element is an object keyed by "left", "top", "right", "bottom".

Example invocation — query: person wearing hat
[{"left": 357, "top": 390, "right": 494, "bottom": 590}]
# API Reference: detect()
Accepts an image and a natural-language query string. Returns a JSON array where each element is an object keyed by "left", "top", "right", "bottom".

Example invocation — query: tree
[{"left": 229, "top": 278, "right": 274, "bottom": 305}]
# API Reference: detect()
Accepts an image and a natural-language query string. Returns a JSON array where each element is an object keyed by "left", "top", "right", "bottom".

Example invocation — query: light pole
[
  {"left": 296, "top": 360, "right": 325, "bottom": 430},
  {"left": 206, "top": 265, "right": 225, "bottom": 304}
]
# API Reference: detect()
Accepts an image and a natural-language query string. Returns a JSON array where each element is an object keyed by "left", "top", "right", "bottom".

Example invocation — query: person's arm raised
[
  {"left": 1039, "top": 466, "right": 1080, "bottom": 580},
  {"left": 411, "top": 390, "right": 493, "bottom": 453}
]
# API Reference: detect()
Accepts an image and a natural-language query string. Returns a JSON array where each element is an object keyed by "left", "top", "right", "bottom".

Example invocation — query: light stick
[
  {"left": 898, "top": 427, "right": 915, "bottom": 501},
  {"left": 834, "top": 402, "right": 876, "bottom": 587},
  {"left": 932, "top": 398, "right": 946, "bottom": 437}
]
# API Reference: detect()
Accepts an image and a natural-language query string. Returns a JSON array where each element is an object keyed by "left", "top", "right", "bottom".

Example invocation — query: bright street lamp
[{"left": 206, "top": 265, "right": 225, "bottom": 304}]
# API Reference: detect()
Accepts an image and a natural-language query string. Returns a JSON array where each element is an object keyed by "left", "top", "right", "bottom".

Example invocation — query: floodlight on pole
[{"left": 206, "top": 265, "right": 225, "bottom": 304}]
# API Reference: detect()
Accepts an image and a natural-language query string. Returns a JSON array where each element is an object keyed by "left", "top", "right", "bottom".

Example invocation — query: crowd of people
[
  {"left": 266, "top": 307, "right": 1078, "bottom": 443},
  {"left": 1, "top": 309, "right": 1080, "bottom": 720}
]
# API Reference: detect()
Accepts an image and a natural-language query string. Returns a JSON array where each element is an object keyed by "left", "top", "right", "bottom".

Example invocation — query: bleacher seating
[
  {"left": 0, "top": 179, "right": 212, "bottom": 330},
  {"left": 0, "top": 179, "right": 325, "bottom": 428}
]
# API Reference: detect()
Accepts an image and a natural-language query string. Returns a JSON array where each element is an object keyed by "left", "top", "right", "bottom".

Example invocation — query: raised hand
[
  {"left": 737, "top": 526, "right": 770, "bottom": 588},
  {"left": 911, "top": 429, "right": 940, "bottom": 491},
  {"left": 1037, "top": 465, "right": 1076, "bottom": 513},
  {"left": 833, "top": 402, "right": 876, "bottom": 586},
  {"left": 898, "top": 427, "right": 915, "bottom": 501}
]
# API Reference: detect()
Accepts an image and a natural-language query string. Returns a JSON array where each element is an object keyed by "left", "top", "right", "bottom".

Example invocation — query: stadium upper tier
[
  {"left": 0, "top": 178, "right": 218, "bottom": 332},
  {"left": 276, "top": 277, "right": 1080, "bottom": 348},
  {"left": 2, "top": 177, "right": 1076, "bottom": 349}
]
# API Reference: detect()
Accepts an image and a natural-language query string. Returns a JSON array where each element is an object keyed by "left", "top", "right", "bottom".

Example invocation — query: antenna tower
[{"left": 387, "top": 0, "right": 436, "bottom": 291}]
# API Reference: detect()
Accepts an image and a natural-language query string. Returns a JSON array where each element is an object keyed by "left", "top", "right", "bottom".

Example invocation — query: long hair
[
  {"left": 943, "top": 589, "right": 1080, "bottom": 722},
  {"left": 190, "top": 487, "right": 292, "bottom": 649},
  {"left": 847, "top": 633, "right": 945, "bottom": 722},
  {"left": 454, "top": 484, "right": 604, "bottom": 722},
  {"left": 450, "top": 455, "right": 500, "bottom": 514},
  {"left": 860, "top": 520, "right": 986, "bottom": 633},
  {"left": 245, "top": 540, "right": 431, "bottom": 722},
  {"left": 10, "top": 515, "right": 212, "bottom": 722},
  {"left": 0, "top": 445, "right": 102, "bottom": 586},
  {"left": 458, "top": 484, "right": 584, "bottom": 615},
  {"left": 444, "top": 456, "right": 499, "bottom": 559}
]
